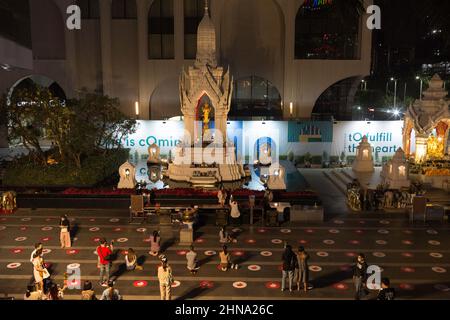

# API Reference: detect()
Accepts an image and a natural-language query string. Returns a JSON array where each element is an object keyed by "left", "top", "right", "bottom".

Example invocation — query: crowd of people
[{"left": 22, "top": 208, "right": 396, "bottom": 301}]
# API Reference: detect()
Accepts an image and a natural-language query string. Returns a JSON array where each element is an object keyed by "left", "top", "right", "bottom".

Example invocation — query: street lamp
[
  {"left": 391, "top": 78, "right": 398, "bottom": 110},
  {"left": 416, "top": 76, "right": 423, "bottom": 101}
]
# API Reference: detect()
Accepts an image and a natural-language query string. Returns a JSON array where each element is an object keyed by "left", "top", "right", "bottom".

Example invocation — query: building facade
[{"left": 0, "top": 0, "right": 372, "bottom": 127}]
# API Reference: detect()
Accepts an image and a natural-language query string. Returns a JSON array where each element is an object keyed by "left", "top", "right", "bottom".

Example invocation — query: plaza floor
[{"left": 0, "top": 169, "right": 449, "bottom": 300}]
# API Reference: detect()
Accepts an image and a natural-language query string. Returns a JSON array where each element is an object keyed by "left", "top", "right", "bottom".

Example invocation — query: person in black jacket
[
  {"left": 353, "top": 253, "right": 368, "bottom": 300},
  {"left": 377, "top": 278, "right": 396, "bottom": 300},
  {"left": 281, "top": 245, "right": 296, "bottom": 292}
]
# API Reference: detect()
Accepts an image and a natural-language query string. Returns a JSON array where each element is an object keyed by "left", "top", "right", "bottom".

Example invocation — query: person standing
[
  {"left": 217, "top": 188, "right": 227, "bottom": 207},
  {"left": 149, "top": 230, "right": 161, "bottom": 256},
  {"left": 100, "top": 281, "right": 122, "bottom": 300},
  {"left": 186, "top": 245, "right": 199, "bottom": 275},
  {"left": 59, "top": 214, "right": 71, "bottom": 249},
  {"left": 281, "top": 245, "right": 296, "bottom": 292},
  {"left": 32, "top": 249, "right": 50, "bottom": 292},
  {"left": 353, "top": 253, "right": 368, "bottom": 300},
  {"left": 97, "top": 238, "right": 114, "bottom": 287},
  {"left": 229, "top": 199, "right": 241, "bottom": 226},
  {"left": 295, "top": 246, "right": 310, "bottom": 292},
  {"left": 30, "top": 243, "right": 43, "bottom": 263},
  {"left": 377, "top": 278, "right": 396, "bottom": 300},
  {"left": 158, "top": 257, "right": 174, "bottom": 300}
]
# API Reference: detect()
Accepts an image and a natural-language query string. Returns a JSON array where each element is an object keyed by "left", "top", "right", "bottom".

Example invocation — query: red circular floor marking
[
  {"left": 305, "top": 229, "right": 315, "bottom": 234},
  {"left": 15, "top": 237, "right": 27, "bottom": 242},
  {"left": 89, "top": 218, "right": 95, "bottom": 222},
  {"left": 260, "top": 251, "right": 273, "bottom": 257},
  {"left": 20, "top": 227, "right": 27, "bottom": 231},
  {"left": 21, "top": 218, "right": 31, "bottom": 222},
  {"left": 136, "top": 228, "right": 147, "bottom": 233},
  {"left": 233, "top": 281, "right": 247, "bottom": 289},
  {"left": 176, "top": 250, "right": 187, "bottom": 256},
  {"left": 376, "top": 240, "right": 388, "bottom": 245},
  {"left": 41, "top": 226, "right": 53, "bottom": 231},
  {"left": 271, "top": 239, "right": 283, "bottom": 244},
  {"left": 143, "top": 238, "right": 151, "bottom": 243},
  {"left": 427, "top": 229, "right": 438, "bottom": 235},
  {"left": 402, "top": 240, "right": 413, "bottom": 245},
  {"left": 43, "top": 249, "right": 52, "bottom": 254},
  {"left": 11, "top": 248, "right": 23, "bottom": 254},
  {"left": 323, "top": 240, "right": 335, "bottom": 245},
  {"left": 432, "top": 267, "right": 447, "bottom": 273},
  {"left": 232, "top": 250, "right": 245, "bottom": 257},
  {"left": 257, "top": 228, "right": 267, "bottom": 233},
  {"left": 317, "top": 251, "right": 329, "bottom": 257},
  {"left": 430, "top": 252, "right": 443, "bottom": 259},
  {"left": 373, "top": 252, "right": 386, "bottom": 258},
  {"left": 428, "top": 240, "right": 441, "bottom": 246},
  {"left": 345, "top": 252, "right": 357, "bottom": 258},
  {"left": 333, "top": 283, "right": 349, "bottom": 290},
  {"left": 340, "top": 265, "right": 352, "bottom": 272},
  {"left": 378, "top": 229, "right": 389, "bottom": 234},
  {"left": 232, "top": 228, "right": 243, "bottom": 233},
  {"left": 280, "top": 229, "right": 291, "bottom": 234},
  {"left": 333, "top": 220, "right": 344, "bottom": 225},
  {"left": 200, "top": 281, "right": 214, "bottom": 289},
  {"left": 0, "top": 226, "right": 6, "bottom": 231},
  {"left": 355, "top": 230, "right": 364, "bottom": 234},
  {"left": 204, "top": 250, "right": 216, "bottom": 256},
  {"left": 403, "top": 230, "right": 413, "bottom": 235},
  {"left": 401, "top": 253, "right": 414, "bottom": 258},
  {"left": 248, "top": 265, "right": 261, "bottom": 271},
  {"left": 89, "top": 227, "right": 100, "bottom": 232},
  {"left": 110, "top": 218, "right": 120, "bottom": 223},
  {"left": 172, "top": 280, "right": 181, "bottom": 288},
  {"left": 7, "top": 263, "right": 21, "bottom": 269},
  {"left": 116, "top": 238, "right": 128, "bottom": 243},
  {"left": 349, "top": 240, "right": 360, "bottom": 245},
  {"left": 194, "top": 238, "right": 205, "bottom": 244},
  {"left": 66, "top": 249, "right": 79, "bottom": 255},
  {"left": 265, "top": 282, "right": 280, "bottom": 289},
  {"left": 329, "top": 229, "right": 340, "bottom": 234},
  {"left": 399, "top": 283, "right": 414, "bottom": 291},
  {"left": 246, "top": 239, "right": 256, "bottom": 244},
  {"left": 133, "top": 281, "right": 148, "bottom": 288},
  {"left": 298, "top": 240, "right": 308, "bottom": 245},
  {"left": 113, "top": 228, "right": 122, "bottom": 232},
  {"left": 379, "top": 220, "right": 390, "bottom": 225},
  {"left": 309, "top": 265, "right": 322, "bottom": 272},
  {"left": 92, "top": 237, "right": 101, "bottom": 243},
  {"left": 401, "top": 267, "right": 415, "bottom": 273}
]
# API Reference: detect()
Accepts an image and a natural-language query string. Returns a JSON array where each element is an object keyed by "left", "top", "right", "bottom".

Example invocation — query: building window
[
  {"left": 78, "top": 0, "right": 100, "bottom": 19},
  {"left": 148, "top": 0, "right": 174, "bottom": 60},
  {"left": 184, "top": 0, "right": 204, "bottom": 59},
  {"left": 230, "top": 76, "right": 282, "bottom": 120},
  {"left": 295, "top": 3, "right": 360, "bottom": 60},
  {"left": 112, "top": 0, "right": 137, "bottom": 19}
]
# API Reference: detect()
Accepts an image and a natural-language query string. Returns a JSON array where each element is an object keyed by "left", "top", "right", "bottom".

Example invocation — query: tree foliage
[{"left": 1, "top": 86, "right": 136, "bottom": 168}]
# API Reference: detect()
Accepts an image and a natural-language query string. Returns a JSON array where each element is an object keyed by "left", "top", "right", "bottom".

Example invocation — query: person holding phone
[{"left": 97, "top": 238, "right": 114, "bottom": 287}]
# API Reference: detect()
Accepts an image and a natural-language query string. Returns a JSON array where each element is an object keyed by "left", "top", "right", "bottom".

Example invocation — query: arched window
[
  {"left": 295, "top": 2, "right": 360, "bottom": 59},
  {"left": 112, "top": 0, "right": 137, "bottom": 19},
  {"left": 148, "top": 0, "right": 174, "bottom": 59},
  {"left": 184, "top": 0, "right": 204, "bottom": 59},
  {"left": 78, "top": 0, "right": 100, "bottom": 19},
  {"left": 230, "top": 76, "right": 282, "bottom": 120}
]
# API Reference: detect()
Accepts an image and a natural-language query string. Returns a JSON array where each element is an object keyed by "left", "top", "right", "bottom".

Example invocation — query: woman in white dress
[{"left": 32, "top": 249, "right": 50, "bottom": 292}]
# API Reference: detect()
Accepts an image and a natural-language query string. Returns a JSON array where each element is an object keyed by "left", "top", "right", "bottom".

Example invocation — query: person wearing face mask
[{"left": 353, "top": 253, "right": 368, "bottom": 300}]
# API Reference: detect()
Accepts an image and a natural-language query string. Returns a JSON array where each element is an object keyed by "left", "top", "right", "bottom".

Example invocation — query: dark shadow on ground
[
  {"left": 198, "top": 255, "right": 214, "bottom": 268},
  {"left": 70, "top": 223, "right": 80, "bottom": 239},
  {"left": 160, "top": 238, "right": 176, "bottom": 253},
  {"left": 110, "top": 263, "right": 127, "bottom": 282},
  {"left": 312, "top": 269, "right": 352, "bottom": 289},
  {"left": 175, "top": 287, "right": 209, "bottom": 300}
]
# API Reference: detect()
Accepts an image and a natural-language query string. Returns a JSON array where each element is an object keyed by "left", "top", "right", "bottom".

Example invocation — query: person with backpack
[
  {"left": 281, "top": 245, "right": 296, "bottom": 292},
  {"left": 59, "top": 214, "right": 71, "bottom": 249},
  {"left": 100, "top": 281, "right": 122, "bottom": 300},
  {"left": 353, "top": 253, "right": 368, "bottom": 300},
  {"left": 158, "top": 257, "right": 174, "bottom": 300},
  {"left": 97, "top": 238, "right": 114, "bottom": 287}
]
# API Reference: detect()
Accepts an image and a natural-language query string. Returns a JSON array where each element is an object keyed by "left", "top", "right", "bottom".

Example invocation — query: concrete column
[
  {"left": 99, "top": 0, "right": 113, "bottom": 96},
  {"left": 174, "top": 0, "right": 184, "bottom": 62},
  {"left": 137, "top": 0, "right": 151, "bottom": 119}
]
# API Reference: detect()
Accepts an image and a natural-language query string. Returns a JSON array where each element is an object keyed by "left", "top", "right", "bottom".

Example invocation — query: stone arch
[
  {"left": 30, "top": 0, "right": 66, "bottom": 59},
  {"left": 311, "top": 75, "right": 364, "bottom": 120},
  {"left": 8, "top": 75, "right": 67, "bottom": 103},
  {"left": 149, "top": 77, "right": 180, "bottom": 120},
  {"left": 219, "top": 0, "right": 285, "bottom": 90}
]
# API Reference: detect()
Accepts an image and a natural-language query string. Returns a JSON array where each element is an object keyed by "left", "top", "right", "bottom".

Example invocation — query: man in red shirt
[{"left": 97, "top": 238, "right": 114, "bottom": 287}]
